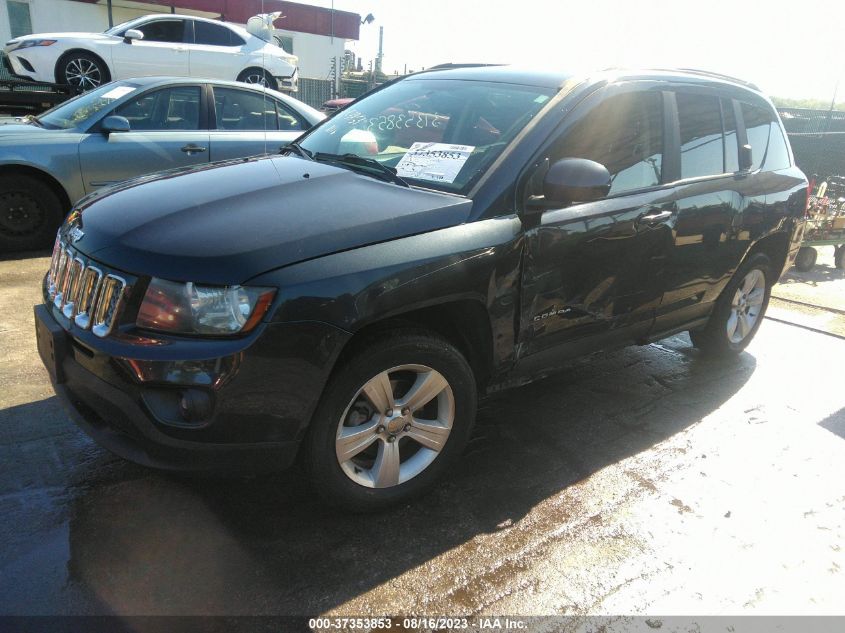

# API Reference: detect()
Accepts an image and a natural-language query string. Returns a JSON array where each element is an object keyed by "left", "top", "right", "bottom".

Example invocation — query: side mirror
[
  {"left": 542, "top": 157, "right": 611, "bottom": 206},
  {"left": 101, "top": 115, "right": 131, "bottom": 134},
  {"left": 123, "top": 29, "right": 144, "bottom": 43},
  {"left": 739, "top": 144, "right": 753, "bottom": 171}
]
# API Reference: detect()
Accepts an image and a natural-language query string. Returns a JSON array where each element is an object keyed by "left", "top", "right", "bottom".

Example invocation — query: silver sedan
[{"left": 0, "top": 76, "right": 323, "bottom": 251}]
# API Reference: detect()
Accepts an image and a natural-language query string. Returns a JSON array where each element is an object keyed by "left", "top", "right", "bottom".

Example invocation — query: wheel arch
[
  {"left": 0, "top": 164, "right": 71, "bottom": 213},
  {"left": 334, "top": 299, "right": 496, "bottom": 391},
  {"left": 54, "top": 48, "right": 112, "bottom": 84},
  {"left": 743, "top": 230, "right": 791, "bottom": 281}
]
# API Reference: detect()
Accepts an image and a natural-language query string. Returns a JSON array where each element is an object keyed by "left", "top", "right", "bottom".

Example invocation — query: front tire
[
  {"left": 794, "top": 246, "right": 817, "bottom": 272},
  {"left": 56, "top": 51, "right": 110, "bottom": 91},
  {"left": 237, "top": 68, "right": 278, "bottom": 91},
  {"left": 0, "top": 174, "right": 64, "bottom": 252},
  {"left": 689, "top": 253, "right": 772, "bottom": 356},
  {"left": 304, "top": 330, "right": 477, "bottom": 512}
]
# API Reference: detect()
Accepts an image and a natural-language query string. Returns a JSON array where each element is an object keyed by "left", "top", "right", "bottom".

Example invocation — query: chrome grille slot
[
  {"left": 61, "top": 257, "right": 85, "bottom": 319},
  {"left": 73, "top": 266, "right": 103, "bottom": 330},
  {"left": 91, "top": 274, "right": 127, "bottom": 338},
  {"left": 48, "top": 235, "right": 61, "bottom": 297},
  {"left": 53, "top": 247, "right": 72, "bottom": 308},
  {"left": 47, "top": 236, "right": 129, "bottom": 339}
]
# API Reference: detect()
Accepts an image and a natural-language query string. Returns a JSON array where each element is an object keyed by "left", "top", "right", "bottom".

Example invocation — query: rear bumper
[
  {"left": 36, "top": 299, "right": 350, "bottom": 473},
  {"left": 275, "top": 66, "right": 298, "bottom": 92}
]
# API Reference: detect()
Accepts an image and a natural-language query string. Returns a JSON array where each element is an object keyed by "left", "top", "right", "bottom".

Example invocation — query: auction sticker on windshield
[
  {"left": 396, "top": 142, "right": 475, "bottom": 183},
  {"left": 100, "top": 86, "right": 136, "bottom": 100}
]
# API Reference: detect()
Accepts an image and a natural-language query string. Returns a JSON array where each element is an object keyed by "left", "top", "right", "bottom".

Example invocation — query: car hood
[
  {"left": 0, "top": 123, "right": 71, "bottom": 142},
  {"left": 8, "top": 32, "right": 111, "bottom": 45},
  {"left": 0, "top": 123, "right": 67, "bottom": 138},
  {"left": 68, "top": 156, "right": 473, "bottom": 285}
]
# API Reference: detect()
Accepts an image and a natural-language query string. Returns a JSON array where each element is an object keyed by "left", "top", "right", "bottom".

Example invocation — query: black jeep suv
[{"left": 36, "top": 66, "right": 807, "bottom": 510}]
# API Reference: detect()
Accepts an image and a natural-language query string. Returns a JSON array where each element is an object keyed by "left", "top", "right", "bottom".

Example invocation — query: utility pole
[{"left": 375, "top": 26, "right": 383, "bottom": 76}]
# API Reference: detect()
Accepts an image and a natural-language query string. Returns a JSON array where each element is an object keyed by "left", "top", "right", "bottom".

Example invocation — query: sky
[{"left": 299, "top": 0, "right": 845, "bottom": 102}]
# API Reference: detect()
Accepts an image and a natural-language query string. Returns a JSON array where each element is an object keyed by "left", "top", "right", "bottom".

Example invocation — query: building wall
[
  {"left": 1, "top": 0, "right": 349, "bottom": 79},
  {"left": 274, "top": 27, "right": 345, "bottom": 78}
]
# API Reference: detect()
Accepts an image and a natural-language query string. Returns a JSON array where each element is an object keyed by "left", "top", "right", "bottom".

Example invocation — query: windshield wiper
[
  {"left": 280, "top": 141, "right": 313, "bottom": 161},
  {"left": 20, "top": 114, "right": 44, "bottom": 127},
  {"left": 314, "top": 152, "right": 410, "bottom": 187}
]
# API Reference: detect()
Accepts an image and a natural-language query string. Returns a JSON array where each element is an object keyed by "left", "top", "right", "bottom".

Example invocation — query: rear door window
[
  {"left": 213, "top": 88, "right": 279, "bottom": 131},
  {"left": 676, "top": 93, "right": 724, "bottom": 179},
  {"left": 553, "top": 91, "right": 664, "bottom": 195},
  {"left": 741, "top": 102, "right": 791, "bottom": 171},
  {"left": 194, "top": 21, "right": 238, "bottom": 46}
]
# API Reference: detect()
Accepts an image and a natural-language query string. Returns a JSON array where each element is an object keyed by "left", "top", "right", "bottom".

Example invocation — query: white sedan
[{"left": 4, "top": 13, "right": 299, "bottom": 93}]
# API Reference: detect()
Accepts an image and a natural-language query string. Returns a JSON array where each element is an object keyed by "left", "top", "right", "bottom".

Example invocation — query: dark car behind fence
[
  {"left": 297, "top": 77, "right": 374, "bottom": 109},
  {"left": 779, "top": 107, "right": 845, "bottom": 178}
]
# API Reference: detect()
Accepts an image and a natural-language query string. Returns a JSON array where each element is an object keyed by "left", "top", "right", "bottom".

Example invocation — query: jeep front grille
[{"left": 47, "top": 236, "right": 127, "bottom": 338}]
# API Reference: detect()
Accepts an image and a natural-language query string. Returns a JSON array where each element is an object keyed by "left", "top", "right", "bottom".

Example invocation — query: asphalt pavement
[{"left": 1, "top": 250, "right": 844, "bottom": 618}]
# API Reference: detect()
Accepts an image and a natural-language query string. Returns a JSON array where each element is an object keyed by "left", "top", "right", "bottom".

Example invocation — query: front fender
[
  {"left": 247, "top": 215, "right": 525, "bottom": 368},
  {"left": 0, "top": 154, "right": 83, "bottom": 207}
]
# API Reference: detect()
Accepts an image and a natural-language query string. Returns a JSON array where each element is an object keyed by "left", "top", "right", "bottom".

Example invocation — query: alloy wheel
[
  {"left": 727, "top": 268, "right": 765, "bottom": 344},
  {"left": 243, "top": 72, "right": 268, "bottom": 87},
  {"left": 64, "top": 58, "right": 103, "bottom": 89},
  {"left": 335, "top": 364, "right": 454, "bottom": 488}
]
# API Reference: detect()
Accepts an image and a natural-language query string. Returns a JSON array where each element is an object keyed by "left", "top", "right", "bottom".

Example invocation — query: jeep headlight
[{"left": 136, "top": 278, "right": 276, "bottom": 335}]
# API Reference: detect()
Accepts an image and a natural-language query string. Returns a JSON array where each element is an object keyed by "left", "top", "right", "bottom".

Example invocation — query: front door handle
[
  {"left": 181, "top": 144, "right": 207, "bottom": 154},
  {"left": 637, "top": 209, "right": 673, "bottom": 227}
]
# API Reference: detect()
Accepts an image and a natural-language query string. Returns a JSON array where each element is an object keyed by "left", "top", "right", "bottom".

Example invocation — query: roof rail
[
  {"left": 655, "top": 68, "right": 760, "bottom": 91},
  {"left": 426, "top": 63, "right": 505, "bottom": 70},
  {"left": 601, "top": 67, "right": 760, "bottom": 91}
]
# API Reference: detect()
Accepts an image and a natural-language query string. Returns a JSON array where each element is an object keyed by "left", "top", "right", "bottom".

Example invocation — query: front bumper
[
  {"left": 35, "top": 299, "right": 350, "bottom": 473},
  {"left": 6, "top": 49, "right": 50, "bottom": 83}
]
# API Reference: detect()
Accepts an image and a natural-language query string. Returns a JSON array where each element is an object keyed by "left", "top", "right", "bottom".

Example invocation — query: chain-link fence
[
  {"left": 296, "top": 77, "right": 375, "bottom": 109},
  {"left": 779, "top": 107, "right": 845, "bottom": 135},
  {"left": 777, "top": 108, "right": 845, "bottom": 177}
]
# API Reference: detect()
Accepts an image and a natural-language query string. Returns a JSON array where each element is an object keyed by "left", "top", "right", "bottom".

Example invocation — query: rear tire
[
  {"left": 56, "top": 51, "right": 110, "bottom": 91},
  {"left": 689, "top": 253, "right": 772, "bottom": 357},
  {"left": 237, "top": 68, "right": 278, "bottom": 91},
  {"left": 0, "top": 175, "right": 64, "bottom": 252},
  {"left": 303, "top": 330, "right": 477, "bottom": 512},
  {"left": 835, "top": 246, "right": 845, "bottom": 270},
  {"left": 794, "top": 246, "right": 817, "bottom": 272}
]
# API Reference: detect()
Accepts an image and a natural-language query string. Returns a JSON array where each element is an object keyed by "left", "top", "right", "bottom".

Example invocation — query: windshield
[
  {"left": 38, "top": 82, "right": 141, "bottom": 130},
  {"left": 299, "top": 78, "right": 555, "bottom": 194}
]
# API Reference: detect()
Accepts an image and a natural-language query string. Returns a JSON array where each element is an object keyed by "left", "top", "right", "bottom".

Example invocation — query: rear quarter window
[{"left": 741, "top": 102, "right": 791, "bottom": 171}]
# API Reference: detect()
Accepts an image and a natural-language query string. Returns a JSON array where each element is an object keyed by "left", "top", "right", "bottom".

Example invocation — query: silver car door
[{"left": 78, "top": 85, "right": 210, "bottom": 192}]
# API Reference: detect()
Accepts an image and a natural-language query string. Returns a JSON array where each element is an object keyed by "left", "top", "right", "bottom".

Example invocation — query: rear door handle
[
  {"left": 636, "top": 209, "right": 673, "bottom": 227},
  {"left": 181, "top": 144, "right": 207, "bottom": 154}
]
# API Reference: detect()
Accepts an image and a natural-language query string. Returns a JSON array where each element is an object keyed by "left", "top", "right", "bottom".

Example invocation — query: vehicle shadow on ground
[
  {"left": 48, "top": 336, "right": 758, "bottom": 615},
  {"left": 819, "top": 407, "right": 845, "bottom": 440},
  {"left": 0, "top": 248, "right": 51, "bottom": 263},
  {"left": 780, "top": 264, "right": 845, "bottom": 287}
]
